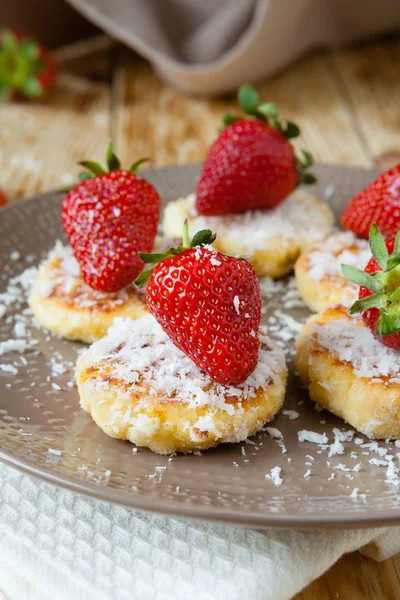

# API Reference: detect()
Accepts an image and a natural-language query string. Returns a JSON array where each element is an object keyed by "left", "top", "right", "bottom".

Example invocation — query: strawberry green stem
[
  {"left": 0, "top": 29, "right": 44, "bottom": 100},
  {"left": 59, "top": 141, "right": 153, "bottom": 192},
  {"left": 182, "top": 219, "right": 190, "bottom": 248},
  {"left": 135, "top": 224, "right": 217, "bottom": 287},
  {"left": 221, "top": 83, "right": 316, "bottom": 186},
  {"left": 343, "top": 224, "right": 400, "bottom": 337}
]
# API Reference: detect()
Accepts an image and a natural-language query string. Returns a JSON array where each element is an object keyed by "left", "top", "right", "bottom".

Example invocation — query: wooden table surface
[{"left": 1, "top": 34, "right": 400, "bottom": 599}]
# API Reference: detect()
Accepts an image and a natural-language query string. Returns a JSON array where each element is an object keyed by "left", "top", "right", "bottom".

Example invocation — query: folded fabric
[
  {"left": 65, "top": 0, "right": 400, "bottom": 94},
  {"left": 0, "top": 462, "right": 398, "bottom": 600}
]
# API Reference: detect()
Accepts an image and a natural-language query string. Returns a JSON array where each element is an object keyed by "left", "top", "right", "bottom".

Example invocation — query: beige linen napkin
[{"left": 65, "top": 0, "right": 400, "bottom": 94}]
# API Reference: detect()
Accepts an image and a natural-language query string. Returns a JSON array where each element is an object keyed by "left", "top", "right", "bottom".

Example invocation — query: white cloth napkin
[{"left": 0, "top": 462, "right": 397, "bottom": 600}]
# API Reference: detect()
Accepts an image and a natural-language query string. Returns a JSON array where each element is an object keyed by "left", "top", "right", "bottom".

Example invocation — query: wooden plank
[
  {"left": 296, "top": 553, "right": 400, "bottom": 600},
  {"left": 0, "top": 49, "right": 112, "bottom": 202},
  {"left": 112, "top": 48, "right": 370, "bottom": 169},
  {"left": 331, "top": 39, "right": 400, "bottom": 170}
]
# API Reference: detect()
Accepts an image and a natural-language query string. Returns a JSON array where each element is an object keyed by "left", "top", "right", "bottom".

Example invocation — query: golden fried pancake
[
  {"left": 76, "top": 314, "right": 287, "bottom": 454},
  {"left": 29, "top": 242, "right": 147, "bottom": 343},
  {"left": 163, "top": 191, "right": 334, "bottom": 278},
  {"left": 295, "top": 231, "right": 370, "bottom": 312},
  {"left": 296, "top": 306, "right": 400, "bottom": 439}
]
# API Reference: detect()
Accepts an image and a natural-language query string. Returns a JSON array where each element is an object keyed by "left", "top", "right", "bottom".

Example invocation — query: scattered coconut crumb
[
  {"left": 282, "top": 409, "right": 299, "bottom": 420},
  {"left": 298, "top": 430, "right": 328, "bottom": 444},
  {"left": 265, "top": 466, "right": 283, "bottom": 487}
]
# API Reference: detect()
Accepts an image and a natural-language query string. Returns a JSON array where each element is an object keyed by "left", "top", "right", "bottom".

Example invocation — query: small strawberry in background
[
  {"left": 0, "top": 189, "right": 7, "bottom": 208},
  {"left": 341, "top": 165, "right": 400, "bottom": 239},
  {"left": 136, "top": 223, "right": 261, "bottom": 385},
  {"left": 342, "top": 223, "right": 400, "bottom": 350},
  {"left": 196, "top": 84, "right": 315, "bottom": 215},
  {"left": 62, "top": 142, "right": 160, "bottom": 292},
  {"left": 0, "top": 29, "right": 55, "bottom": 101}
]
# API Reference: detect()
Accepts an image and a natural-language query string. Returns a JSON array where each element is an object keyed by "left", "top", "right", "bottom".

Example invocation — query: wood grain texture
[
  {"left": 332, "top": 39, "right": 400, "bottom": 170},
  {"left": 113, "top": 48, "right": 371, "bottom": 169},
  {"left": 2, "top": 34, "right": 400, "bottom": 600},
  {"left": 0, "top": 46, "right": 112, "bottom": 202},
  {"left": 296, "top": 553, "right": 400, "bottom": 600}
]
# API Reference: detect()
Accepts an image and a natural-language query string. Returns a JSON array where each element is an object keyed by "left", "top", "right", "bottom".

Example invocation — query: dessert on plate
[
  {"left": 163, "top": 85, "right": 334, "bottom": 278},
  {"left": 294, "top": 231, "right": 370, "bottom": 312},
  {"left": 30, "top": 144, "right": 161, "bottom": 343},
  {"left": 29, "top": 241, "right": 148, "bottom": 344},
  {"left": 76, "top": 227, "right": 287, "bottom": 454},
  {"left": 297, "top": 226, "right": 400, "bottom": 439},
  {"left": 295, "top": 163, "right": 400, "bottom": 312}
]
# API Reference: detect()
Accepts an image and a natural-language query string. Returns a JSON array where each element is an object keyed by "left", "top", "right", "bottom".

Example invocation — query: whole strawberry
[
  {"left": 136, "top": 224, "right": 261, "bottom": 385},
  {"left": 341, "top": 165, "right": 400, "bottom": 239},
  {"left": 342, "top": 224, "right": 400, "bottom": 349},
  {"left": 0, "top": 29, "right": 55, "bottom": 101},
  {"left": 196, "top": 84, "right": 315, "bottom": 215},
  {"left": 62, "top": 143, "right": 160, "bottom": 292}
]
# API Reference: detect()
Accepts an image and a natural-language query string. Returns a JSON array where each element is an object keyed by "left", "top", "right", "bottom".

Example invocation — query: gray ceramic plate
[{"left": 3, "top": 162, "right": 399, "bottom": 530}]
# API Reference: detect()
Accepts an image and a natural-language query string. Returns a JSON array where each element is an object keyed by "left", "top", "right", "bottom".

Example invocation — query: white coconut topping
[
  {"left": 265, "top": 466, "right": 283, "bottom": 487},
  {"left": 233, "top": 295, "right": 240, "bottom": 315},
  {"left": 183, "top": 192, "right": 332, "bottom": 252},
  {"left": 306, "top": 231, "right": 370, "bottom": 285},
  {"left": 192, "top": 415, "right": 223, "bottom": 439},
  {"left": 314, "top": 317, "right": 400, "bottom": 380},
  {"left": 0, "top": 364, "right": 18, "bottom": 374},
  {"left": 298, "top": 430, "right": 329, "bottom": 444},
  {"left": 282, "top": 409, "right": 299, "bottom": 420},
  {"left": 79, "top": 315, "right": 286, "bottom": 413}
]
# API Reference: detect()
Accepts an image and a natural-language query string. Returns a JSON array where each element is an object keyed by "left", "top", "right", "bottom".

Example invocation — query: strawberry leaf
[
  {"left": 134, "top": 266, "right": 155, "bottom": 288},
  {"left": 78, "top": 161, "right": 106, "bottom": 177},
  {"left": 238, "top": 84, "right": 259, "bottom": 114},
  {"left": 298, "top": 173, "right": 316, "bottom": 185},
  {"left": 257, "top": 102, "right": 280, "bottom": 128},
  {"left": 341, "top": 264, "right": 381, "bottom": 292},
  {"left": 395, "top": 231, "right": 400, "bottom": 254},
  {"left": 222, "top": 114, "right": 242, "bottom": 127},
  {"left": 389, "top": 287, "right": 400, "bottom": 304},
  {"left": 0, "top": 85, "right": 11, "bottom": 102},
  {"left": 369, "top": 223, "right": 389, "bottom": 270},
  {"left": 106, "top": 141, "right": 121, "bottom": 171},
  {"left": 22, "top": 77, "right": 43, "bottom": 98},
  {"left": 20, "top": 40, "right": 40, "bottom": 61},
  {"left": 376, "top": 310, "right": 400, "bottom": 337},
  {"left": 78, "top": 171, "right": 93, "bottom": 182},
  {"left": 139, "top": 251, "right": 175, "bottom": 264},
  {"left": 191, "top": 229, "right": 217, "bottom": 248},
  {"left": 1, "top": 30, "right": 17, "bottom": 50},
  {"left": 284, "top": 121, "right": 300, "bottom": 139},
  {"left": 386, "top": 252, "right": 400, "bottom": 270},
  {"left": 349, "top": 292, "right": 386, "bottom": 314},
  {"left": 129, "top": 158, "right": 152, "bottom": 174}
]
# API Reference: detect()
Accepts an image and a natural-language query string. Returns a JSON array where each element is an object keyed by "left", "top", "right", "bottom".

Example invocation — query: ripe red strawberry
[
  {"left": 136, "top": 225, "right": 261, "bottom": 385},
  {"left": 0, "top": 189, "right": 7, "bottom": 207},
  {"left": 195, "top": 84, "right": 315, "bottom": 215},
  {"left": 62, "top": 143, "right": 160, "bottom": 292},
  {"left": 0, "top": 29, "right": 56, "bottom": 101},
  {"left": 343, "top": 224, "right": 400, "bottom": 349},
  {"left": 341, "top": 165, "right": 400, "bottom": 239}
]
